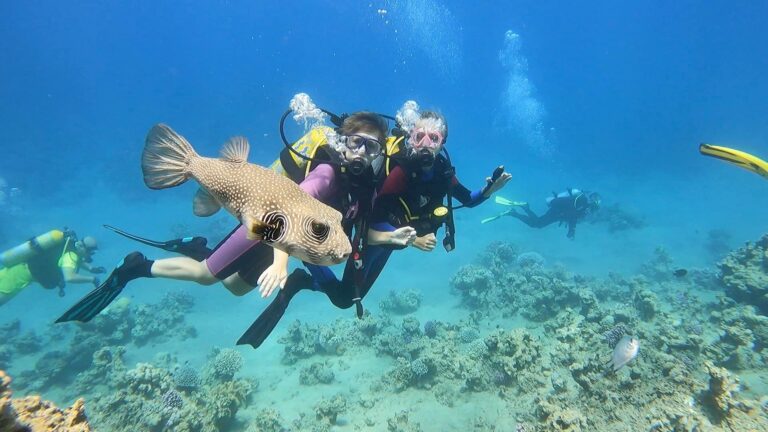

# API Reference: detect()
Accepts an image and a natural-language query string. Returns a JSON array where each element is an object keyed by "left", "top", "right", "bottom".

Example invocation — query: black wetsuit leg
[
  {"left": 236, "top": 269, "right": 314, "bottom": 348},
  {"left": 236, "top": 246, "right": 393, "bottom": 348},
  {"left": 328, "top": 245, "right": 393, "bottom": 308},
  {"left": 509, "top": 207, "right": 561, "bottom": 229}
]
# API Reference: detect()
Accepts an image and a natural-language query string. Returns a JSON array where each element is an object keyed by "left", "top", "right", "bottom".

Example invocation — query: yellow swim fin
[
  {"left": 494, "top": 196, "right": 528, "bottom": 207},
  {"left": 481, "top": 210, "right": 513, "bottom": 224},
  {"left": 699, "top": 144, "right": 768, "bottom": 180}
]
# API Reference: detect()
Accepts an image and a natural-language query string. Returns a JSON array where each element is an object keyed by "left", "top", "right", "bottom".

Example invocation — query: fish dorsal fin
[
  {"left": 193, "top": 188, "right": 221, "bottom": 216},
  {"left": 220, "top": 136, "right": 250, "bottom": 163}
]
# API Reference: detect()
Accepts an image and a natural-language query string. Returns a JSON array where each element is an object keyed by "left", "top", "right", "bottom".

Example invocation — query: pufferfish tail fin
[{"left": 142, "top": 124, "right": 200, "bottom": 189}]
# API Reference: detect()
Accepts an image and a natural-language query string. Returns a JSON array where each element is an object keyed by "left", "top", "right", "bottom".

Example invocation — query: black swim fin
[
  {"left": 237, "top": 269, "right": 312, "bottom": 348},
  {"left": 103, "top": 224, "right": 212, "bottom": 261},
  {"left": 55, "top": 279, "right": 124, "bottom": 323},
  {"left": 55, "top": 252, "right": 148, "bottom": 323}
]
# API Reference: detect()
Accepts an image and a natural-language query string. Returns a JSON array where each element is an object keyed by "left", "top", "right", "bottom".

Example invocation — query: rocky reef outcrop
[
  {"left": 0, "top": 370, "right": 91, "bottom": 432},
  {"left": 718, "top": 234, "right": 768, "bottom": 314}
]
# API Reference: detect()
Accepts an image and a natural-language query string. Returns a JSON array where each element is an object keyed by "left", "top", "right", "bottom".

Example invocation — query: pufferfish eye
[{"left": 308, "top": 220, "right": 330, "bottom": 242}]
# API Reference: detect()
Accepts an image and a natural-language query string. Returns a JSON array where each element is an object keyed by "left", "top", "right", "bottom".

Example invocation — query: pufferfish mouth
[{"left": 332, "top": 251, "right": 351, "bottom": 263}]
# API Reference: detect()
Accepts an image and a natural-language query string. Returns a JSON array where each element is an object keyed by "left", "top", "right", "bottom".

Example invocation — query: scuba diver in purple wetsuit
[
  {"left": 56, "top": 111, "right": 413, "bottom": 323},
  {"left": 235, "top": 109, "right": 511, "bottom": 348}
]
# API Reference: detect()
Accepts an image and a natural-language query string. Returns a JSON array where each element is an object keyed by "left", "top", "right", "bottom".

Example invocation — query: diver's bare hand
[
  {"left": 390, "top": 227, "right": 417, "bottom": 246},
  {"left": 258, "top": 264, "right": 288, "bottom": 298},
  {"left": 413, "top": 233, "right": 437, "bottom": 251},
  {"left": 483, "top": 172, "right": 512, "bottom": 197}
]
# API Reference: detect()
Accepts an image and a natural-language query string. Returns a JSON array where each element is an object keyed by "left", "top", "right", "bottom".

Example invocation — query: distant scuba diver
[
  {"left": 699, "top": 144, "right": 768, "bottom": 180},
  {"left": 0, "top": 229, "right": 104, "bottom": 306},
  {"left": 492, "top": 189, "right": 601, "bottom": 239}
]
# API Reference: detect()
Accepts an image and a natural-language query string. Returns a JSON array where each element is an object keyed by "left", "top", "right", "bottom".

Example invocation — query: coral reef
[
  {"left": 423, "top": 320, "right": 437, "bottom": 338},
  {"left": 278, "top": 315, "right": 383, "bottom": 364},
  {"left": 131, "top": 291, "right": 197, "bottom": 345},
  {"left": 0, "top": 370, "right": 91, "bottom": 431},
  {"left": 246, "top": 408, "right": 287, "bottom": 432},
  {"left": 640, "top": 246, "right": 676, "bottom": 282},
  {"left": 89, "top": 358, "right": 254, "bottom": 431},
  {"left": 379, "top": 289, "right": 422, "bottom": 315},
  {"left": 700, "top": 361, "right": 767, "bottom": 430},
  {"left": 314, "top": 393, "right": 347, "bottom": 426},
  {"left": 205, "top": 348, "right": 244, "bottom": 382},
  {"left": 173, "top": 362, "right": 201, "bottom": 390},
  {"left": 299, "top": 361, "right": 335, "bottom": 385},
  {"left": 10, "top": 292, "right": 198, "bottom": 396},
  {"left": 450, "top": 264, "right": 496, "bottom": 309},
  {"left": 705, "top": 303, "right": 768, "bottom": 370},
  {"left": 516, "top": 251, "right": 545, "bottom": 269},
  {"left": 386, "top": 410, "right": 422, "bottom": 432},
  {"left": 718, "top": 234, "right": 768, "bottom": 314},
  {"left": 8, "top": 233, "right": 768, "bottom": 432}
]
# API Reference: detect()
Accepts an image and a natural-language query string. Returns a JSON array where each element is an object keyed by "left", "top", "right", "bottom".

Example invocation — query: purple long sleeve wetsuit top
[{"left": 205, "top": 164, "right": 338, "bottom": 276}]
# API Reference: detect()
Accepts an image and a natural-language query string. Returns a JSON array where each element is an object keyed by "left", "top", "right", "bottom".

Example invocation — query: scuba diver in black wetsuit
[
  {"left": 504, "top": 189, "right": 601, "bottom": 239},
  {"left": 236, "top": 108, "right": 511, "bottom": 348}
]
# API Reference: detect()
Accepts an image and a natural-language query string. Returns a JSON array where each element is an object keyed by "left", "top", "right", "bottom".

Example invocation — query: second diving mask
[{"left": 408, "top": 127, "right": 444, "bottom": 168}]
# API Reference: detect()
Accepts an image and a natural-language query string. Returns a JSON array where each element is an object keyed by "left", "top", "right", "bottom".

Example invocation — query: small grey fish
[
  {"left": 142, "top": 124, "right": 351, "bottom": 266},
  {"left": 609, "top": 335, "right": 640, "bottom": 371}
]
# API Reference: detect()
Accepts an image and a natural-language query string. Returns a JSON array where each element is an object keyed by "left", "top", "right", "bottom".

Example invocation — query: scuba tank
[
  {"left": 0, "top": 229, "right": 66, "bottom": 269},
  {"left": 270, "top": 124, "right": 336, "bottom": 181}
]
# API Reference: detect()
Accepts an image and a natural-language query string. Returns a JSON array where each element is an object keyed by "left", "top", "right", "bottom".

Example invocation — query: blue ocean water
[{"left": 1, "top": 1, "right": 767, "bottom": 431}]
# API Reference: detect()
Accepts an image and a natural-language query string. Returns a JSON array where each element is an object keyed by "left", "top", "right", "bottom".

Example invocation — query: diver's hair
[
  {"left": 339, "top": 112, "right": 388, "bottom": 143},
  {"left": 419, "top": 111, "right": 448, "bottom": 141}
]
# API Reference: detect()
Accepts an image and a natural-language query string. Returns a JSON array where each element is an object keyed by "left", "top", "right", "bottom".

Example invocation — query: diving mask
[
  {"left": 339, "top": 134, "right": 381, "bottom": 176},
  {"left": 341, "top": 134, "right": 382, "bottom": 158},
  {"left": 409, "top": 128, "right": 443, "bottom": 150}
]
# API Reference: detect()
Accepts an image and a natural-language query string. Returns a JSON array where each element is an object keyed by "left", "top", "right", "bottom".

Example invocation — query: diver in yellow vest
[{"left": 0, "top": 230, "right": 104, "bottom": 306}]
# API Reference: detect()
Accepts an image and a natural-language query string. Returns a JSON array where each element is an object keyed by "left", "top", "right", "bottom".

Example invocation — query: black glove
[
  {"left": 91, "top": 266, "right": 106, "bottom": 274},
  {"left": 92, "top": 277, "right": 101, "bottom": 287}
]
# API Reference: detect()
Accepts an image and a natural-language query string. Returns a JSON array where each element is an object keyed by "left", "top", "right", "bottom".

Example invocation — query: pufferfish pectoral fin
[
  {"left": 244, "top": 215, "right": 271, "bottom": 241},
  {"left": 193, "top": 188, "right": 222, "bottom": 217}
]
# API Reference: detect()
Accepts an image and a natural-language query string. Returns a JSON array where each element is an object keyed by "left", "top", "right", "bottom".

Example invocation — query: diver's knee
[
  {"left": 222, "top": 275, "right": 255, "bottom": 296},
  {"left": 197, "top": 275, "right": 218, "bottom": 286},
  {"left": 328, "top": 297, "right": 354, "bottom": 309},
  {"left": 227, "top": 287, "right": 249, "bottom": 296}
]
